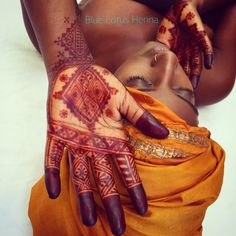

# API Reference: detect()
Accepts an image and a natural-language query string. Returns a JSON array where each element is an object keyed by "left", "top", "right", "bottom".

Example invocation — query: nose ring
[{"left": 154, "top": 54, "right": 158, "bottom": 63}]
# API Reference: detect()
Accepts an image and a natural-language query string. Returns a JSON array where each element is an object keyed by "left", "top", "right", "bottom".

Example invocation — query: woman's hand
[
  {"left": 23, "top": 1, "right": 168, "bottom": 233},
  {"left": 45, "top": 64, "right": 169, "bottom": 235},
  {"left": 156, "top": 0, "right": 213, "bottom": 88}
]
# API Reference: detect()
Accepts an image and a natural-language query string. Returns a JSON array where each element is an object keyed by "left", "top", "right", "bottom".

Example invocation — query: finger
[
  {"left": 44, "top": 135, "right": 65, "bottom": 199},
  {"left": 190, "top": 45, "right": 203, "bottom": 89},
  {"left": 119, "top": 89, "right": 169, "bottom": 139},
  {"left": 200, "top": 33, "right": 213, "bottom": 69},
  {"left": 182, "top": 44, "right": 191, "bottom": 77},
  {"left": 156, "top": 17, "right": 173, "bottom": 49},
  {"left": 90, "top": 153, "right": 125, "bottom": 236},
  {"left": 112, "top": 146, "right": 147, "bottom": 215},
  {"left": 69, "top": 150, "right": 97, "bottom": 227},
  {"left": 156, "top": 3, "right": 177, "bottom": 50},
  {"left": 181, "top": 5, "right": 213, "bottom": 69},
  {"left": 176, "top": 43, "right": 185, "bottom": 66}
]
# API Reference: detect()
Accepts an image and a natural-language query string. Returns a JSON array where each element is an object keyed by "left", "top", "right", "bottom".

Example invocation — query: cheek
[{"left": 171, "top": 64, "right": 193, "bottom": 89}]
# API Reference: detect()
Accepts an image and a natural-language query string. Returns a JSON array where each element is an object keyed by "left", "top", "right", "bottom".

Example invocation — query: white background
[{"left": 0, "top": 0, "right": 235, "bottom": 235}]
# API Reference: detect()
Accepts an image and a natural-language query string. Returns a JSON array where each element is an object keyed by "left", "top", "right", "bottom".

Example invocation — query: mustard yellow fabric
[{"left": 29, "top": 87, "right": 225, "bottom": 236}]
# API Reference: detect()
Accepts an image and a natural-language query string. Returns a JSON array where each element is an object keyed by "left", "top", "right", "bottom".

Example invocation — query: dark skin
[
  {"left": 21, "top": 0, "right": 236, "bottom": 105},
  {"left": 114, "top": 41, "right": 198, "bottom": 126},
  {"left": 21, "top": 0, "right": 235, "bottom": 235},
  {"left": 22, "top": 1, "right": 169, "bottom": 236},
  {"left": 78, "top": 0, "right": 236, "bottom": 106}
]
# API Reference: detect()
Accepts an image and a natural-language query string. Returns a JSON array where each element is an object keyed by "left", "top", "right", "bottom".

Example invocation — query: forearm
[
  {"left": 23, "top": 0, "right": 93, "bottom": 79},
  {"left": 196, "top": 4, "right": 236, "bottom": 105},
  {"left": 20, "top": 0, "right": 41, "bottom": 53}
]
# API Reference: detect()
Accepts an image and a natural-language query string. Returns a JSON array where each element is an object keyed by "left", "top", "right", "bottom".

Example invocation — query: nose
[{"left": 151, "top": 50, "right": 178, "bottom": 87}]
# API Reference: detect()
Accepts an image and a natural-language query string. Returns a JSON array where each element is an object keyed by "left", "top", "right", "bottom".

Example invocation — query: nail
[
  {"left": 45, "top": 168, "right": 61, "bottom": 199},
  {"left": 204, "top": 54, "right": 213, "bottom": 69},
  {"left": 128, "top": 184, "right": 148, "bottom": 215},
  {"left": 79, "top": 192, "right": 97, "bottom": 226},
  {"left": 191, "top": 75, "right": 199, "bottom": 89},
  {"left": 136, "top": 111, "right": 169, "bottom": 139},
  {"left": 103, "top": 195, "right": 126, "bottom": 236}
]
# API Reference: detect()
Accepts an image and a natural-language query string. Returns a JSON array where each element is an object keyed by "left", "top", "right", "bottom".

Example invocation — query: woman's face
[{"left": 114, "top": 41, "right": 198, "bottom": 126}]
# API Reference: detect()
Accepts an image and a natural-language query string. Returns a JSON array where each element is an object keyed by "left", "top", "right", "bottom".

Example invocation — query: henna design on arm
[{"left": 51, "top": 17, "right": 94, "bottom": 78}]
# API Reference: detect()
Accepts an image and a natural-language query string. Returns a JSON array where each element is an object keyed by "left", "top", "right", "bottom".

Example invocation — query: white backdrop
[{"left": 0, "top": 0, "right": 235, "bottom": 235}]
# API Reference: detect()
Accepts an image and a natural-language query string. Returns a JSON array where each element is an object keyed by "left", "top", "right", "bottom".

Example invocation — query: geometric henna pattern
[
  {"left": 90, "top": 153, "right": 118, "bottom": 199},
  {"left": 45, "top": 135, "right": 65, "bottom": 170},
  {"left": 113, "top": 154, "right": 141, "bottom": 189},
  {"left": 70, "top": 150, "right": 92, "bottom": 194},
  {"left": 190, "top": 44, "right": 201, "bottom": 77},
  {"left": 54, "top": 67, "right": 118, "bottom": 131},
  {"left": 48, "top": 121, "right": 131, "bottom": 154},
  {"left": 156, "top": 0, "right": 211, "bottom": 78},
  {"left": 52, "top": 17, "right": 94, "bottom": 78},
  {"left": 158, "top": 0, "right": 189, "bottom": 51}
]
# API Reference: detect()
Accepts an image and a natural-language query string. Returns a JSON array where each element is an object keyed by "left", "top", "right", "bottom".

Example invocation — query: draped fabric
[{"left": 29, "top": 87, "right": 225, "bottom": 236}]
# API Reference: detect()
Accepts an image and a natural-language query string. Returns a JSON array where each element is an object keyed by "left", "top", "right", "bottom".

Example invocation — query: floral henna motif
[
  {"left": 159, "top": 25, "right": 167, "bottom": 34},
  {"left": 52, "top": 17, "right": 94, "bottom": 78},
  {"left": 59, "top": 109, "right": 68, "bottom": 119},
  {"left": 59, "top": 74, "right": 69, "bottom": 83},
  {"left": 186, "top": 11, "right": 195, "bottom": 20}
]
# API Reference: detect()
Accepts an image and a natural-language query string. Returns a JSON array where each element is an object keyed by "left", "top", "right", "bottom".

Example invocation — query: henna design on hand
[
  {"left": 71, "top": 150, "right": 92, "bottom": 194},
  {"left": 69, "top": 151, "right": 97, "bottom": 226},
  {"left": 53, "top": 67, "right": 118, "bottom": 131},
  {"left": 91, "top": 153, "right": 118, "bottom": 198},
  {"left": 45, "top": 16, "right": 169, "bottom": 234},
  {"left": 156, "top": 0, "right": 214, "bottom": 88},
  {"left": 45, "top": 135, "right": 64, "bottom": 170}
]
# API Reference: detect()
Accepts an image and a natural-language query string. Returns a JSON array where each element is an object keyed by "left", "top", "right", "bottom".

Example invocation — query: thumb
[
  {"left": 44, "top": 134, "right": 65, "bottom": 199},
  {"left": 119, "top": 88, "right": 169, "bottom": 139}
]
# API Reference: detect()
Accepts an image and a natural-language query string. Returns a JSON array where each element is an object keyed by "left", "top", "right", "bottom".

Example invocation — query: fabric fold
[{"left": 29, "top": 87, "right": 225, "bottom": 236}]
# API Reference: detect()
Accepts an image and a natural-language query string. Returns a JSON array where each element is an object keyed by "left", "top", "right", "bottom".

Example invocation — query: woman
[
  {"left": 21, "top": 0, "right": 235, "bottom": 235},
  {"left": 29, "top": 41, "right": 225, "bottom": 236}
]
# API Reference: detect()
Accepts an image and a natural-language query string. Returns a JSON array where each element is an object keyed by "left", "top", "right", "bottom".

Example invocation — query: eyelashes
[
  {"left": 124, "top": 76, "right": 154, "bottom": 86},
  {"left": 124, "top": 76, "right": 155, "bottom": 91}
]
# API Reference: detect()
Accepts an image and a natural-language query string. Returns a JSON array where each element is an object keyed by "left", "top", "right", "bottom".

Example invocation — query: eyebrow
[{"left": 125, "top": 75, "right": 154, "bottom": 86}]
